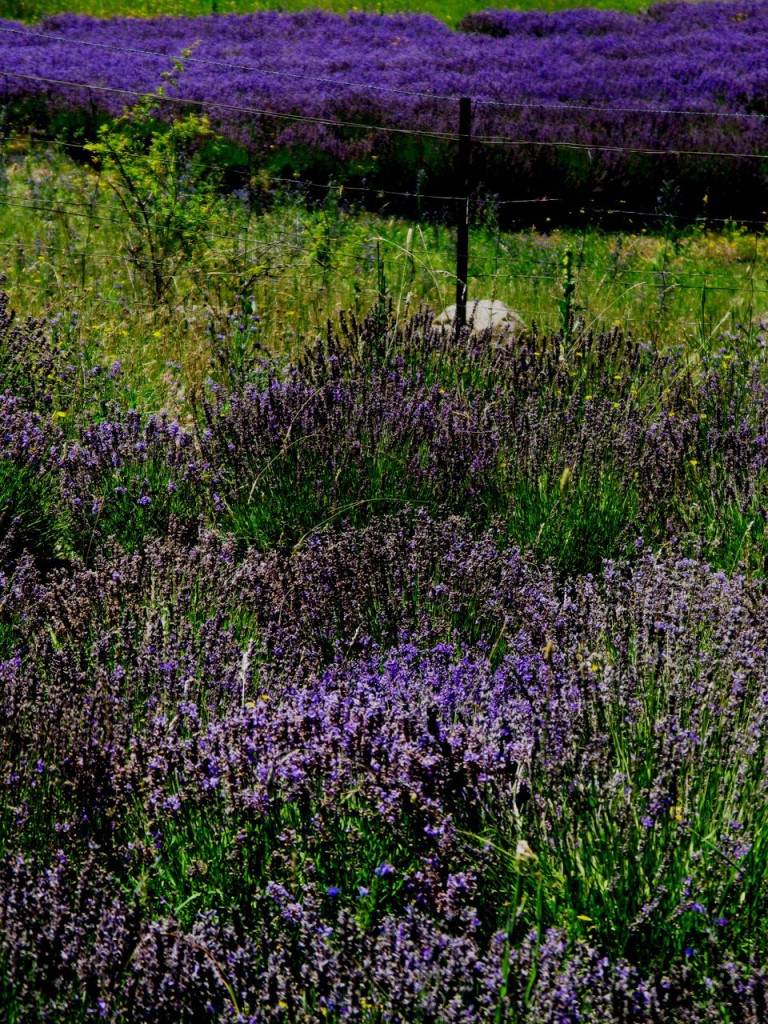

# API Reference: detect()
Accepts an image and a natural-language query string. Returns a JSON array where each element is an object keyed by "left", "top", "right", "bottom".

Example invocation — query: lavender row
[
  {"left": 2, "top": 294, "right": 768, "bottom": 575},
  {"left": 3, "top": 511, "right": 768, "bottom": 1019},
  {"left": 4, "top": 2, "right": 768, "bottom": 207}
]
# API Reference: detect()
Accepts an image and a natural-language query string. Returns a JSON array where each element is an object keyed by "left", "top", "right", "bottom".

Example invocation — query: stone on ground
[{"left": 433, "top": 300, "right": 525, "bottom": 339}]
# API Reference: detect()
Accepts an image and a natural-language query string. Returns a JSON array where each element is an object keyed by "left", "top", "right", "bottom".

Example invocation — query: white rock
[{"left": 433, "top": 299, "right": 525, "bottom": 339}]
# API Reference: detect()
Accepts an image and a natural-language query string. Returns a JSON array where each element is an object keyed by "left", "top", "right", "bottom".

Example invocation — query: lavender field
[
  {"left": 0, "top": 287, "right": 767, "bottom": 1020},
  {"left": 3, "top": 0, "right": 768, "bottom": 1021},
  {"left": 3, "top": 1, "right": 768, "bottom": 212}
]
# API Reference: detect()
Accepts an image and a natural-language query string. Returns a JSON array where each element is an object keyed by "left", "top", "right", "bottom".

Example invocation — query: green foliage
[
  {"left": 0, "top": 459, "right": 67, "bottom": 563},
  {"left": 557, "top": 246, "right": 579, "bottom": 343},
  {"left": 678, "top": 464, "right": 768, "bottom": 576},
  {"left": 76, "top": 454, "right": 203, "bottom": 556},
  {"left": 479, "top": 650, "right": 768, "bottom": 989},
  {"left": 123, "top": 791, "right": 421, "bottom": 939},
  {"left": 85, "top": 58, "right": 225, "bottom": 304},
  {"left": 221, "top": 430, "right": 441, "bottom": 550},
  {"left": 502, "top": 462, "right": 639, "bottom": 576}
]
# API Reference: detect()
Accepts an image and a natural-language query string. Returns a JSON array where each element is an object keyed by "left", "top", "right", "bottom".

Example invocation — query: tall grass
[
  {"left": 4, "top": 0, "right": 664, "bottom": 27},
  {"left": 1, "top": 143, "right": 766, "bottom": 408}
]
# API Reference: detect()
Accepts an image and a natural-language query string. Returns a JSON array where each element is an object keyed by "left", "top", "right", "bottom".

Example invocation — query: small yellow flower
[{"left": 577, "top": 914, "right": 592, "bottom": 922}]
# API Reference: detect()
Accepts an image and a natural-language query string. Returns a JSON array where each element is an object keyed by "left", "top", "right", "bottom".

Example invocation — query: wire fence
[
  {"left": 1, "top": 26, "right": 767, "bottom": 340},
  {"left": 4, "top": 186, "right": 766, "bottom": 278},
  {"left": 3, "top": 196, "right": 766, "bottom": 341},
  {"left": 6, "top": 68, "right": 768, "bottom": 162}
]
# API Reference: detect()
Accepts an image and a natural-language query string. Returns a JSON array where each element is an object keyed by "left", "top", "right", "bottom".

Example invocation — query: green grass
[
  {"left": 480, "top": 638, "right": 768, "bottom": 978},
  {"left": 500, "top": 462, "right": 641, "bottom": 574},
  {"left": 3, "top": 0, "right": 666, "bottom": 27},
  {"left": 0, "top": 459, "right": 68, "bottom": 562},
  {"left": 2, "top": 142, "right": 767, "bottom": 410}
]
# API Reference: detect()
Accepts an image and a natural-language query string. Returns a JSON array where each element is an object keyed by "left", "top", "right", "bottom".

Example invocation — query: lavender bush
[
  {"left": 1, "top": 287, "right": 768, "bottom": 1019},
  {"left": 4, "top": 518, "right": 768, "bottom": 1020},
  {"left": 3, "top": 1, "right": 768, "bottom": 211},
  {"left": 1, "top": 290, "right": 768, "bottom": 568}
]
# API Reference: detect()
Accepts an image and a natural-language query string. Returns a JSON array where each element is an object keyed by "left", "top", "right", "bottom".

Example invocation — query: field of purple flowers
[
  {"left": 3, "top": 1, "right": 768, "bottom": 214},
  {"left": 1, "top": 281, "right": 768, "bottom": 1020},
  {"left": 2, "top": 0, "right": 768, "bottom": 1016}
]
